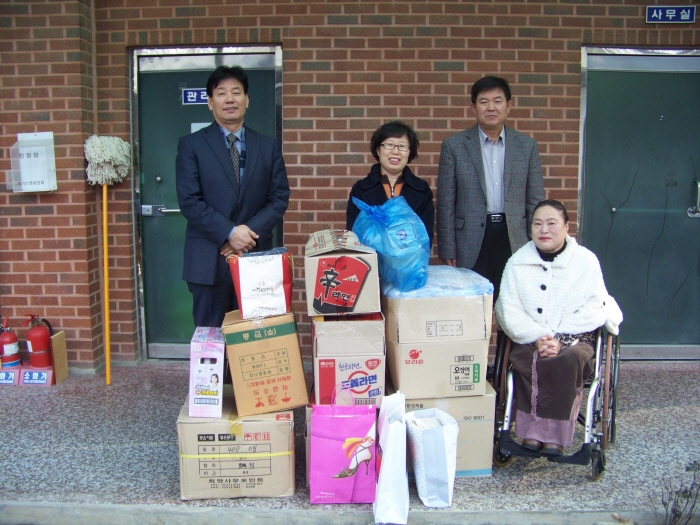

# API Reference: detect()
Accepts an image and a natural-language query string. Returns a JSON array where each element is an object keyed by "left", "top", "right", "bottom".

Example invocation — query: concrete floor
[{"left": 1, "top": 360, "right": 699, "bottom": 525}]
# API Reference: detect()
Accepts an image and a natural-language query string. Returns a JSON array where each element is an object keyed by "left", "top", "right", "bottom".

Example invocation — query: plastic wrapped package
[{"left": 381, "top": 264, "right": 494, "bottom": 299}]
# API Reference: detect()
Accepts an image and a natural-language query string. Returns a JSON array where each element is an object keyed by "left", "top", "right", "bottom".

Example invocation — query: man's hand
[
  {"left": 220, "top": 225, "right": 258, "bottom": 257},
  {"left": 442, "top": 259, "right": 457, "bottom": 267}
]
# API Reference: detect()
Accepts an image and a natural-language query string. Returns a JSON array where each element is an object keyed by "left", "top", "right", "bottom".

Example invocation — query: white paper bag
[
  {"left": 227, "top": 248, "right": 292, "bottom": 319},
  {"left": 406, "top": 408, "right": 459, "bottom": 507},
  {"left": 373, "top": 391, "right": 408, "bottom": 525}
]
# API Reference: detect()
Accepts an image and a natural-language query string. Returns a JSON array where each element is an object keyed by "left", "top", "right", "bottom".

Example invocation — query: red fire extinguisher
[
  {"left": 1, "top": 315, "right": 21, "bottom": 368},
  {"left": 23, "top": 315, "right": 54, "bottom": 369}
]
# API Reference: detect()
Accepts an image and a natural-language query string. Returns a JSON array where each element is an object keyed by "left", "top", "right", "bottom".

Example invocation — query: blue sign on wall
[
  {"left": 182, "top": 88, "right": 208, "bottom": 105},
  {"left": 646, "top": 6, "right": 696, "bottom": 23}
]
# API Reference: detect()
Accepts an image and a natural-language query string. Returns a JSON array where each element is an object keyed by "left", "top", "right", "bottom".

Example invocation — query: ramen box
[
  {"left": 304, "top": 229, "right": 380, "bottom": 316},
  {"left": 313, "top": 313, "right": 385, "bottom": 407},
  {"left": 188, "top": 327, "right": 226, "bottom": 418}
]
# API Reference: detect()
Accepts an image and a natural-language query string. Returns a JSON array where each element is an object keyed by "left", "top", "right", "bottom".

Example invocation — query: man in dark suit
[
  {"left": 437, "top": 76, "right": 544, "bottom": 300},
  {"left": 176, "top": 65, "right": 290, "bottom": 327}
]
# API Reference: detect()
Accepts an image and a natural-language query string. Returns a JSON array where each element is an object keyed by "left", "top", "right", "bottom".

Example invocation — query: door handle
[
  {"left": 688, "top": 180, "right": 700, "bottom": 218},
  {"left": 141, "top": 205, "right": 181, "bottom": 217}
]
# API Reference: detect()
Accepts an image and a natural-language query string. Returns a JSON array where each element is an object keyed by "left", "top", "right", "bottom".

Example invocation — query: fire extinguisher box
[
  {"left": 0, "top": 368, "right": 21, "bottom": 386},
  {"left": 19, "top": 366, "right": 56, "bottom": 387}
]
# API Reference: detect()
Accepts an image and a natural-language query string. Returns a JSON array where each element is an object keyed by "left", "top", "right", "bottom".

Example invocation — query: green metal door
[
  {"left": 581, "top": 51, "right": 700, "bottom": 357},
  {"left": 135, "top": 50, "right": 280, "bottom": 358}
]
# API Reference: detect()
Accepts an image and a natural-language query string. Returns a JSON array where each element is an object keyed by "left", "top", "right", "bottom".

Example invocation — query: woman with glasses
[{"left": 346, "top": 121, "right": 435, "bottom": 245}]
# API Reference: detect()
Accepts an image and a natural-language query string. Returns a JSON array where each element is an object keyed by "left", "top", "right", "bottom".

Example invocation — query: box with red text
[
  {"left": 313, "top": 313, "right": 385, "bottom": 406},
  {"left": 177, "top": 389, "right": 295, "bottom": 500},
  {"left": 222, "top": 311, "right": 308, "bottom": 417}
]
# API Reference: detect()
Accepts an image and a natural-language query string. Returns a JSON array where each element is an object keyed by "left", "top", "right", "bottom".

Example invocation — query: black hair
[
  {"left": 470, "top": 76, "right": 512, "bottom": 104},
  {"left": 534, "top": 199, "right": 570, "bottom": 223},
  {"left": 206, "top": 65, "right": 249, "bottom": 97},
  {"left": 370, "top": 121, "right": 419, "bottom": 163}
]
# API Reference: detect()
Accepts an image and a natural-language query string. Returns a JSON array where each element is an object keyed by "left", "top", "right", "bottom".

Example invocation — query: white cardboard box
[
  {"left": 304, "top": 229, "right": 380, "bottom": 316},
  {"left": 382, "top": 293, "right": 492, "bottom": 344},
  {"left": 188, "top": 327, "right": 226, "bottom": 418},
  {"left": 313, "top": 313, "right": 385, "bottom": 406},
  {"left": 386, "top": 338, "right": 488, "bottom": 399},
  {"left": 177, "top": 389, "right": 295, "bottom": 500}
]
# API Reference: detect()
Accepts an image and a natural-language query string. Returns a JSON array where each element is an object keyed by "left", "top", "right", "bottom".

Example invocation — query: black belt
[{"left": 487, "top": 213, "right": 505, "bottom": 223}]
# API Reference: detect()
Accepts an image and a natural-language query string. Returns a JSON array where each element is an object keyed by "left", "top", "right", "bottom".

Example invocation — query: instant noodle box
[
  {"left": 312, "top": 313, "right": 386, "bottom": 407},
  {"left": 383, "top": 293, "right": 492, "bottom": 399},
  {"left": 222, "top": 311, "right": 308, "bottom": 417},
  {"left": 304, "top": 229, "right": 380, "bottom": 316}
]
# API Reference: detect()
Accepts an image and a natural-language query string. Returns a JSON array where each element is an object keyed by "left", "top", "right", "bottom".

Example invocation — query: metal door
[
  {"left": 580, "top": 49, "right": 700, "bottom": 359},
  {"left": 133, "top": 48, "right": 282, "bottom": 358}
]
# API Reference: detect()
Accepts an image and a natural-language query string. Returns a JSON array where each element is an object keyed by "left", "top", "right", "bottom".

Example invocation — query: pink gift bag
[{"left": 309, "top": 402, "right": 377, "bottom": 504}]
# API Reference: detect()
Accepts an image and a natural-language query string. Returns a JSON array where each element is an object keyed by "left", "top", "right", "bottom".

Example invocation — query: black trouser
[
  {"left": 187, "top": 276, "right": 237, "bottom": 328},
  {"left": 471, "top": 217, "right": 511, "bottom": 303}
]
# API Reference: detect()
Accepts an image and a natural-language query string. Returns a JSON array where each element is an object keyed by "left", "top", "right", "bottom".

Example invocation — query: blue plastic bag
[{"left": 351, "top": 196, "right": 430, "bottom": 292}]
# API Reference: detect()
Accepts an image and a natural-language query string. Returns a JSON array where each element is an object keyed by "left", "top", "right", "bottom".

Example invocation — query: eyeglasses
[{"left": 380, "top": 142, "right": 410, "bottom": 152}]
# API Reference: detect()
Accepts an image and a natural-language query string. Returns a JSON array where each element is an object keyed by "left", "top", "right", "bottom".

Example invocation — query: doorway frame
[
  {"left": 129, "top": 46, "right": 284, "bottom": 360},
  {"left": 578, "top": 46, "right": 700, "bottom": 360}
]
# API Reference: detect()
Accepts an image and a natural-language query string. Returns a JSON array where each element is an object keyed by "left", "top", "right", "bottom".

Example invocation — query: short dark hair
[
  {"left": 534, "top": 199, "right": 570, "bottom": 223},
  {"left": 471, "top": 76, "right": 512, "bottom": 104},
  {"left": 370, "top": 121, "right": 419, "bottom": 163},
  {"left": 206, "top": 65, "right": 248, "bottom": 97}
]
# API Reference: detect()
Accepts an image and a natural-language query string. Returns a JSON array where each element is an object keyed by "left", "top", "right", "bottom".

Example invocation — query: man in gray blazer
[
  {"left": 176, "top": 65, "right": 290, "bottom": 327},
  {"left": 437, "top": 76, "right": 544, "bottom": 300}
]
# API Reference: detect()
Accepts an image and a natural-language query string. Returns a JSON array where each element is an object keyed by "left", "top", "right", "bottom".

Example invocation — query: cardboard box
[
  {"left": 313, "top": 313, "right": 385, "bottom": 406},
  {"left": 304, "top": 229, "right": 380, "bottom": 316},
  {"left": 382, "top": 293, "right": 492, "bottom": 344},
  {"left": 386, "top": 338, "right": 488, "bottom": 399},
  {"left": 402, "top": 383, "right": 496, "bottom": 477},
  {"left": 51, "top": 331, "right": 69, "bottom": 385},
  {"left": 188, "top": 327, "right": 226, "bottom": 418},
  {"left": 177, "top": 389, "right": 295, "bottom": 500},
  {"left": 222, "top": 311, "right": 308, "bottom": 417}
]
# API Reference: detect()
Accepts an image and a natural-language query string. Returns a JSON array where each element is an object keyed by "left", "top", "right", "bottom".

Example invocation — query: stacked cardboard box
[
  {"left": 306, "top": 230, "right": 386, "bottom": 407},
  {"left": 179, "top": 249, "right": 309, "bottom": 500},
  {"left": 177, "top": 386, "right": 295, "bottom": 500},
  {"left": 382, "top": 268, "right": 496, "bottom": 477}
]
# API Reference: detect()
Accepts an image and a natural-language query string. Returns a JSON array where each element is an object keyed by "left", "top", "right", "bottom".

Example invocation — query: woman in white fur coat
[{"left": 495, "top": 199, "right": 622, "bottom": 456}]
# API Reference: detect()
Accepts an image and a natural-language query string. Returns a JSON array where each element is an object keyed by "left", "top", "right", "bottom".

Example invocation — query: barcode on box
[
  {"left": 455, "top": 355, "right": 474, "bottom": 362},
  {"left": 456, "top": 385, "right": 474, "bottom": 391},
  {"left": 194, "top": 398, "right": 220, "bottom": 405},
  {"left": 355, "top": 398, "right": 377, "bottom": 405}
]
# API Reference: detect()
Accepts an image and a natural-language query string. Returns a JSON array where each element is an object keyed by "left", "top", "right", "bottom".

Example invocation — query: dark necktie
[{"left": 226, "top": 133, "right": 240, "bottom": 187}]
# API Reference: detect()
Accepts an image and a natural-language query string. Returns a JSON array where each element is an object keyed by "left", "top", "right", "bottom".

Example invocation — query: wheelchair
[{"left": 491, "top": 327, "right": 620, "bottom": 480}]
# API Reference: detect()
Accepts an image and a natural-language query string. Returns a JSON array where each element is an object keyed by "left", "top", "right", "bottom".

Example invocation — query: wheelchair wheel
[
  {"left": 590, "top": 448, "right": 606, "bottom": 481},
  {"left": 601, "top": 334, "right": 620, "bottom": 449},
  {"left": 493, "top": 444, "right": 515, "bottom": 468}
]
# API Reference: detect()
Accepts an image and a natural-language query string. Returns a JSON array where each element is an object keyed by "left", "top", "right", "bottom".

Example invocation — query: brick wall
[{"left": 1, "top": 0, "right": 698, "bottom": 369}]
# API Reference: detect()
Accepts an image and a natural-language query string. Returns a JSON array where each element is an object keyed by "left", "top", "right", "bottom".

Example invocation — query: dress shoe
[
  {"left": 542, "top": 442, "right": 564, "bottom": 456},
  {"left": 521, "top": 438, "right": 543, "bottom": 452}
]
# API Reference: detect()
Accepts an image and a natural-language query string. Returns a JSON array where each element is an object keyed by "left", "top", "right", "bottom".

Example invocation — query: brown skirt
[{"left": 510, "top": 342, "right": 595, "bottom": 420}]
